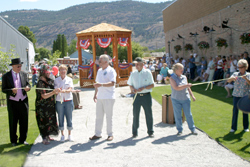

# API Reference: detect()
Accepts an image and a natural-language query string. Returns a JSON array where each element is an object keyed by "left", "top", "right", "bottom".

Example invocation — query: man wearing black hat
[
  {"left": 127, "top": 57, "right": 155, "bottom": 138},
  {"left": 2, "top": 58, "right": 31, "bottom": 146}
]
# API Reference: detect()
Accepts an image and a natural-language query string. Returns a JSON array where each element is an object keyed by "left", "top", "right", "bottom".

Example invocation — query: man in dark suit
[{"left": 2, "top": 58, "right": 31, "bottom": 146}]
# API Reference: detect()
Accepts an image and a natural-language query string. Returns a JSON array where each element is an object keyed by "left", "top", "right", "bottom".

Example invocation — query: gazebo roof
[{"left": 76, "top": 23, "right": 132, "bottom": 35}]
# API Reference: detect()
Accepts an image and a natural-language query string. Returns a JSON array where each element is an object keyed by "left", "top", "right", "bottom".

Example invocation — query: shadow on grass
[
  {"left": 239, "top": 143, "right": 250, "bottom": 155},
  {"left": 0, "top": 143, "right": 31, "bottom": 156},
  {"left": 215, "top": 130, "right": 245, "bottom": 144},
  {"left": 190, "top": 81, "right": 233, "bottom": 105}
]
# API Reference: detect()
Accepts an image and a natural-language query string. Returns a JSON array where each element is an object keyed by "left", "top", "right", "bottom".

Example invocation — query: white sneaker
[
  {"left": 244, "top": 129, "right": 249, "bottom": 132},
  {"left": 60, "top": 135, "right": 65, "bottom": 142},
  {"left": 68, "top": 135, "right": 73, "bottom": 141},
  {"left": 229, "top": 129, "right": 235, "bottom": 133}
]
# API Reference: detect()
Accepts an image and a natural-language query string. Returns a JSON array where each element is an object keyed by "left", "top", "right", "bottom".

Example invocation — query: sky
[{"left": 0, "top": 0, "right": 169, "bottom": 13}]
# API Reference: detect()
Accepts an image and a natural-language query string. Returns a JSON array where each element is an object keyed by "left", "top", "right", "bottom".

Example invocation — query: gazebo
[{"left": 76, "top": 23, "right": 133, "bottom": 88}]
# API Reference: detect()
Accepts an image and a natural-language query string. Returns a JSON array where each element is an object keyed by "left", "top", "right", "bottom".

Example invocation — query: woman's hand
[
  {"left": 242, "top": 75, "right": 247, "bottom": 80},
  {"left": 192, "top": 95, "right": 196, "bottom": 102},
  {"left": 53, "top": 88, "right": 61, "bottom": 95},
  {"left": 186, "top": 83, "right": 192, "bottom": 88}
]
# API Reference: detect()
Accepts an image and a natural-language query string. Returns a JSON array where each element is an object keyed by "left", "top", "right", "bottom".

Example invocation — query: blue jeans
[
  {"left": 171, "top": 98, "right": 196, "bottom": 132},
  {"left": 231, "top": 96, "right": 249, "bottom": 130},
  {"left": 196, "top": 66, "right": 202, "bottom": 77},
  {"left": 32, "top": 74, "right": 37, "bottom": 87},
  {"left": 56, "top": 100, "right": 74, "bottom": 131}
]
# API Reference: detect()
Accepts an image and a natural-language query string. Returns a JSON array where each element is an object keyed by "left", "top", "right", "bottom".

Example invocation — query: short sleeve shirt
[
  {"left": 95, "top": 66, "right": 117, "bottom": 99},
  {"left": 171, "top": 73, "right": 190, "bottom": 100},
  {"left": 127, "top": 68, "right": 154, "bottom": 93},
  {"left": 54, "top": 76, "right": 74, "bottom": 101},
  {"left": 232, "top": 72, "right": 250, "bottom": 97}
]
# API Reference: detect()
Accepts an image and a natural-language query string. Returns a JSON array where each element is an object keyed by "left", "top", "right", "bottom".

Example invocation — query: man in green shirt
[{"left": 127, "top": 57, "right": 155, "bottom": 137}]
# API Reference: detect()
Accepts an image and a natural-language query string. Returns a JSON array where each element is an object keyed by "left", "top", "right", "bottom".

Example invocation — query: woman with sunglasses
[{"left": 227, "top": 59, "right": 250, "bottom": 133}]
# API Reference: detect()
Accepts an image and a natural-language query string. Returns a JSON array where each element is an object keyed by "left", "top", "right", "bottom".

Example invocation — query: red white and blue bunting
[
  {"left": 118, "top": 38, "right": 129, "bottom": 47},
  {"left": 76, "top": 39, "right": 91, "bottom": 49},
  {"left": 97, "top": 38, "right": 112, "bottom": 48},
  {"left": 118, "top": 63, "right": 133, "bottom": 70}
]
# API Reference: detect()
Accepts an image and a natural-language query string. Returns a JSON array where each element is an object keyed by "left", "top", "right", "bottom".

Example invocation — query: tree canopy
[{"left": 18, "top": 25, "right": 37, "bottom": 48}]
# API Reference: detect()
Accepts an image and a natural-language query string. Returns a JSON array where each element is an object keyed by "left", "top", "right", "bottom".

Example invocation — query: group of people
[
  {"left": 2, "top": 51, "right": 249, "bottom": 146},
  {"left": 2, "top": 58, "right": 75, "bottom": 145}
]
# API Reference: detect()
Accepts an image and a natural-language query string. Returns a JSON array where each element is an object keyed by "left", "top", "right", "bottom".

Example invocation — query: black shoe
[
  {"left": 148, "top": 134, "right": 154, "bottom": 138},
  {"left": 11, "top": 143, "right": 17, "bottom": 146},
  {"left": 132, "top": 134, "right": 137, "bottom": 138}
]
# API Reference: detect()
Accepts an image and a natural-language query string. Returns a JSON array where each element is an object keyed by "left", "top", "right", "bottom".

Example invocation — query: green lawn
[
  {"left": 0, "top": 88, "right": 39, "bottom": 167},
  {"left": 151, "top": 83, "right": 250, "bottom": 161}
]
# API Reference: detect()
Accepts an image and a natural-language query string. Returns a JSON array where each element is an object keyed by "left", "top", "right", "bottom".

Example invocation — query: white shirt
[
  {"left": 182, "top": 59, "right": 186, "bottom": 67},
  {"left": 230, "top": 59, "right": 237, "bottom": 73},
  {"left": 96, "top": 66, "right": 117, "bottom": 99},
  {"left": 217, "top": 59, "right": 223, "bottom": 69},
  {"left": 54, "top": 76, "right": 74, "bottom": 102}
]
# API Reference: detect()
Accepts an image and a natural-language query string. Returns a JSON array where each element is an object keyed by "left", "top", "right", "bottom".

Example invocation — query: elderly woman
[
  {"left": 157, "top": 63, "right": 169, "bottom": 84},
  {"left": 35, "top": 64, "right": 60, "bottom": 145},
  {"left": 170, "top": 63, "right": 197, "bottom": 135},
  {"left": 55, "top": 65, "right": 74, "bottom": 141},
  {"left": 227, "top": 59, "right": 250, "bottom": 133}
]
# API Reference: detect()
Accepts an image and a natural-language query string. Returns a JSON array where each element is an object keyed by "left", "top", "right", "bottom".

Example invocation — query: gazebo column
[
  {"left": 127, "top": 34, "right": 132, "bottom": 73},
  {"left": 113, "top": 33, "right": 119, "bottom": 83},
  {"left": 77, "top": 37, "right": 83, "bottom": 87},
  {"left": 92, "top": 34, "right": 97, "bottom": 80}
]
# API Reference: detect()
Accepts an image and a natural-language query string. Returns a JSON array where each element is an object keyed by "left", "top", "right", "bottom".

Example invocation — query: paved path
[{"left": 24, "top": 86, "right": 249, "bottom": 167}]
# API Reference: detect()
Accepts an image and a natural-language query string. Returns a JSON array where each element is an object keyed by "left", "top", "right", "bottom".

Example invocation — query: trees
[
  {"left": 68, "top": 39, "right": 77, "bottom": 56},
  {"left": 47, "top": 50, "right": 61, "bottom": 66},
  {"left": 52, "top": 34, "right": 68, "bottom": 58},
  {"left": 0, "top": 44, "right": 17, "bottom": 73},
  {"left": 18, "top": 26, "right": 37, "bottom": 48},
  {"left": 35, "top": 47, "right": 51, "bottom": 61}
]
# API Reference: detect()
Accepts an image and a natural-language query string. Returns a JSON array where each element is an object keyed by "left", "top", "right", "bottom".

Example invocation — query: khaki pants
[{"left": 95, "top": 99, "right": 115, "bottom": 136}]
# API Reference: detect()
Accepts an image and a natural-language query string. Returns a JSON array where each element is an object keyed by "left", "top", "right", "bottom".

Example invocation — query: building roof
[
  {"left": 76, "top": 23, "right": 131, "bottom": 35},
  {"left": 70, "top": 49, "right": 93, "bottom": 60}
]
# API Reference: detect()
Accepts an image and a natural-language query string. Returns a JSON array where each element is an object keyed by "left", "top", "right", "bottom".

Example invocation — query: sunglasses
[{"left": 238, "top": 66, "right": 245, "bottom": 69}]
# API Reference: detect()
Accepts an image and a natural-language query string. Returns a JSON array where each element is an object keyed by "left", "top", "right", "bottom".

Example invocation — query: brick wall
[{"left": 163, "top": 0, "right": 250, "bottom": 59}]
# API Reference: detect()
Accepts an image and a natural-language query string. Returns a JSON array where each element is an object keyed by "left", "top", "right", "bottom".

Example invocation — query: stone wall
[{"left": 163, "top": 0, "right": 250, "bottom": 60}]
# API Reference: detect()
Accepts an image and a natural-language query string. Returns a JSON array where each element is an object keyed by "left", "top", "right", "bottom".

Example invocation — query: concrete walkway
[{"left": 24, "top": 85, "right": 249, "bottom": 167}]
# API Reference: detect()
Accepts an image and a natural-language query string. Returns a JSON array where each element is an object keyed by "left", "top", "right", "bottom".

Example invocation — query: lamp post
[
  {"left": 168, "top": 41, "right": 170, "bottom": 57},
  {"left": 26, "top": 48, "right": 29, "bottom": 71}
]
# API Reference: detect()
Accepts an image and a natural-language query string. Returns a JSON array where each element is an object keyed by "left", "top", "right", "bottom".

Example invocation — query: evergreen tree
[
  {"left": 56, "top": 34, "right": 62, "bottom": 57},
  {"left": 52, "top": 40, "right": 57, "bottom": 53},
  {"left": 62, "top": 34, "right": 68, "bottom": 57}
]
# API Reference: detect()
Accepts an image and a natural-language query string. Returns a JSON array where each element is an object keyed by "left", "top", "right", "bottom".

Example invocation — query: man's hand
[
  {"left": 24, "top": 86, "right": 30, "bottom": 92},
  {"left": 93, "top": 83, "right": 102, "bottom": 88},
  {"left": 12, "top": 88, "right": 17, "bottom": 94},
  {"left": 93, "top": 95, "right": 97, "bottom": 103}
]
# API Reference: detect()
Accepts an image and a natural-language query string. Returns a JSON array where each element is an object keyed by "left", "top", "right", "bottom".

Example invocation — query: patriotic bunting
[
  {"left": 118, "top": 38, "right": 129, "bottom": 47},
  {"left": 112, "top": 56, "right": 116, "bottom": 62},
  {"left": 76, "top": 39, "right": 90, "bottom": 49},
  {"left": 118, "top": 63, "right": 133, "bottom": 70},
  {"left": 97, "top": 38, "right": 112, "bottom": 48}
]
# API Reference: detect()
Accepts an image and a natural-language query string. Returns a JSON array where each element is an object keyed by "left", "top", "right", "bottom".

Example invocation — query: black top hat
[
  {"left": 9, "top": 58, "right": 23, "bottom": 66},
  {"left": 238, "top": 94, "right": 250, "bottom": 114}
]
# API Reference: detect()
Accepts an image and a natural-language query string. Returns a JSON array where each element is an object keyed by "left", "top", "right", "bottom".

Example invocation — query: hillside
[{"left": 0, "top": 1, "right": 172, "bottom": 50}]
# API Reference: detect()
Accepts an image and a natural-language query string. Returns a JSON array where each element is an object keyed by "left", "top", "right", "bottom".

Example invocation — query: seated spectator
[
  {"left": 208, "top": 58, "right": 216, "bottom": 81},
  {"left": 213, "top": 55, "right": 223, "bottom": 82},
  {"left": 157, "top": 63, "right": 169, "bottom": 83},
  {"left": 201, "top": 57, "right": 207, "bottom": 75},
  {"left": 203, "top": 57, "right": 213, "bottom": 82},
  {"left": 225, "top": 83, "right": 234, "bottom": 98}
]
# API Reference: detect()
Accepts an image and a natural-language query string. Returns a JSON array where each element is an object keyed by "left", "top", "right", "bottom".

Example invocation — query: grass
[
  {"left": 151, "top": 82, "right": 250, "bottom": 161},
  {"left": 73, "top": 78, "right": 79, "bottom": 85},
  {"left": 0, "top": 88, "right": 39, "bottom": 167}
]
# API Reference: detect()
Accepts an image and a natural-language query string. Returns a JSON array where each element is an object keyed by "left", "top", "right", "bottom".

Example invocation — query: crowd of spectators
[{"left": 143, "top": 51, "right": 250, "bottom": 98}]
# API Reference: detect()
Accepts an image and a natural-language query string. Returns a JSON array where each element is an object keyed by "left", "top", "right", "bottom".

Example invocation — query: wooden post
[
  {"left": 128, "top": 33, "right": 132, "bottom": 74},
  {"left": 113, "top": 33, "right": 118, "bottom": 83},
  {"left": 77, "top": 37, "right": 82, "bottom": 87},
  {"left": 92, "top": 34, "right": 96, "bottom": 81}
]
